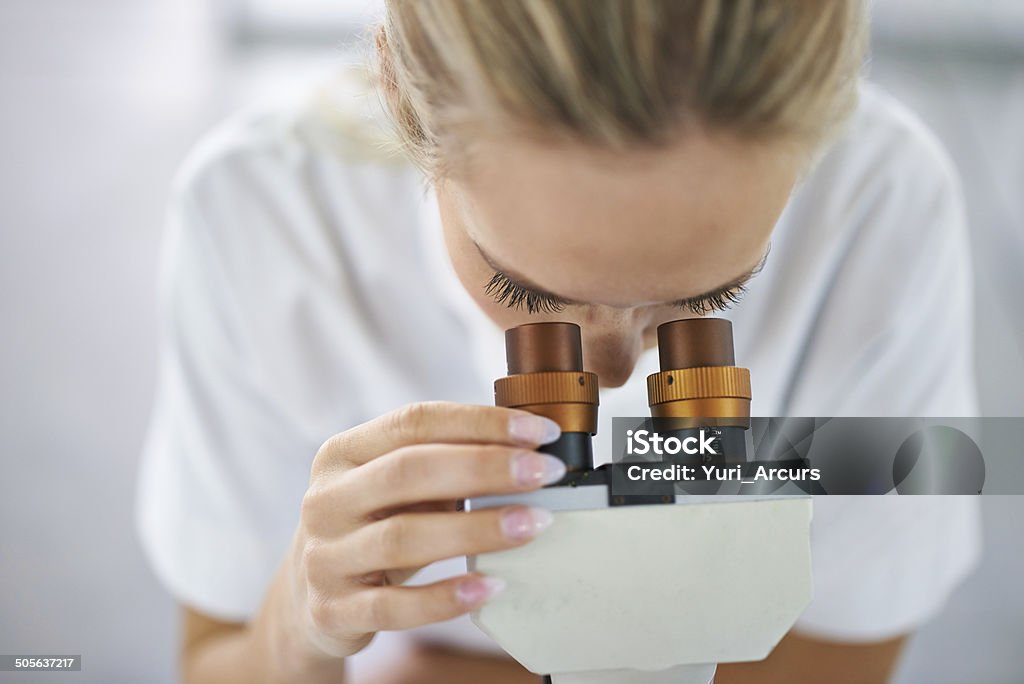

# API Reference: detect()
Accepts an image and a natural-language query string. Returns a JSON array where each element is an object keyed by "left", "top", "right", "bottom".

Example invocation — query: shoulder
[
  {"left": 847, "top": 82, "right": 952, "bottom": 168},
  {"left": 808, "top": 82, "right": 962, "bottom": 219},
  {"left": 168, "top": 66, "right": 417, "bottom": 250},
  {"left": 776, "top": 81, "right": 967, "bottom": 277},
  {"left": 163, "top": 68, "right": 428, "bottom": 299},
  {"left": 743, "top": 82, "right": 975, "bottom": 416}
]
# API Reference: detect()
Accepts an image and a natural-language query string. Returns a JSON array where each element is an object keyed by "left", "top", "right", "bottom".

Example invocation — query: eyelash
[
  {"left": 484, "top": 271, "right": 747, "bottom": 316},
  {"left": 678, "top": 245, "right": 768, "bottom": 314},
  {"left": 673, "top": 283, "right": 750, "bottom": 315},
  {"left": 484, "top": 271, "right": 566, "bottom": 314},
  {"left": 484, "top": 256, "right": 762, "bottom": 316}
]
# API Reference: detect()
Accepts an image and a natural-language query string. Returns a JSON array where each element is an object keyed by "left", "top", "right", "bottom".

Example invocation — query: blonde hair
[{"left": 378, "top": 0, "right": 867, "bottom": 175}]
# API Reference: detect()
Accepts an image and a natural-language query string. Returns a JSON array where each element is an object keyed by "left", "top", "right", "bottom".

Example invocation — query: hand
[{"left": 286, "top": 401, "right": 565, "bottom": 662}]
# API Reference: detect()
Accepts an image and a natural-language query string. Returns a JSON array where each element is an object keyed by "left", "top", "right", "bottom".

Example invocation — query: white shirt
[{"left": 136, "top": 68, "right": 982, "bottom": 674}]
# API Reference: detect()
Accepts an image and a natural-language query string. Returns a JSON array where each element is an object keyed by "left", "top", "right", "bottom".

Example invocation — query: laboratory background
[{"left": 1, "top": 1, "right": 1022, "bottom": 682}]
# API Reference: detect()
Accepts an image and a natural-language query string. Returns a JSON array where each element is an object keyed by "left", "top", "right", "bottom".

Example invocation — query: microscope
[{"left": 465, "top": 319, "right": 812, "bottom": 684}]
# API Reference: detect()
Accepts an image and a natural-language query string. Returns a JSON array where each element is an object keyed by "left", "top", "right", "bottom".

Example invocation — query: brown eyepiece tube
[
  {"left": 495, "top": 322, "right": 599, "bottom": 474},
  {"left": 504, "top": 322, "right": 584, "bottom": 375},
  {"left": 647, "top": 318, "right": 751, "bottom": 427}
]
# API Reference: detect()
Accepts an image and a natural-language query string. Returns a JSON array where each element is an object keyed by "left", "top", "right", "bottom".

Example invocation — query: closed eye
[
  {"left": 484, "top": 271, "right": 567, "bottom": 314},
  {"left": 672, "top": 245, "right": 769, "bottom": 314},
  {"left": 672, "top": 282, "right": 750, "bottom": 315},
  {"left": 479, "top": 243, "right": 769, "bottom": 315}
]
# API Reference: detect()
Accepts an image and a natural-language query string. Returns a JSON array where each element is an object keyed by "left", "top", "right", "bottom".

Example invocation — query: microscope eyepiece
[
  {"left": 647, "top": 318, "right": 751, "bottom": 427},
  {"left": 657, "top": 318, "right": 735, "bottom": 369},
  {"left": 496, "top": 322, "right": 599, "bottom": 475},
  {"left": 504, "top": 322, "right": 584, "bottom": 374}
]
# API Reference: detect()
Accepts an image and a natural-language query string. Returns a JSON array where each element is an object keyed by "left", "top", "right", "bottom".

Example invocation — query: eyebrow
[{"left": 474, "top": 240, "right": 771, "bottom": 308}]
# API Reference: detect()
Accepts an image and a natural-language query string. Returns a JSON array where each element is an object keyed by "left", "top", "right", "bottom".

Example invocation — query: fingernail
[
  {"left": 456, "top": 576, "right": 506, "bottom": 606},
  {"left": 509, "top": 414, "right": 561, "bottom": 445},
  {"left": 512, "top": 452, "right": 567, "bottom": 486},
  {"left": 501, "top": 507, "right": 554, "bottom": 541}
]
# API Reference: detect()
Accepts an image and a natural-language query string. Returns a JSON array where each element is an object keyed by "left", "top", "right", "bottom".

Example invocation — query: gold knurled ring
[
  {"left": 647, "top": 366, "right": 751, "bottom": 406},
  {"left": 495, "top": 371, "right": 599, "bottom": 408}
]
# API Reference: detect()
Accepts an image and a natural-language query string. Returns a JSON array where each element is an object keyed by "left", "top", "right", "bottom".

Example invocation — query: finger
[
  {"left": 340, "top": 444, "right": 566, "bottom": 516},
  {"left": 323, "top": 573, "right": 507, "bottom": 633},
  {"left": 348, "top": 507, "right": 553, "bottom": 575},
  {"left": 300, "top": 445, "right": 563, "bottom": 533},
  {"left": 315, "top": 402, "right": 561, "bottom": 469},
  {"left": 321, "top": 507, "right": 554, "bottom": 578}
]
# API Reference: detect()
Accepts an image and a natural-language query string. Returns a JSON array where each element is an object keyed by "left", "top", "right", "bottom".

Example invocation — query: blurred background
[{"left": 0, "top": 1, "right": 1021, "bottom": 682}]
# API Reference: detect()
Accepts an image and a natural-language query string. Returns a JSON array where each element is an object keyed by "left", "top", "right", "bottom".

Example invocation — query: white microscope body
[
  {"left": 468, "top": 319, "right": 813, "bottom": 683},
  {"left": 466, "top": 489, "right": 812, "bottom": 684}
]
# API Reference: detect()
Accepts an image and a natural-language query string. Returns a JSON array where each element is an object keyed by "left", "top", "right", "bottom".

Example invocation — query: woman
[{"left": 138, "top": 1, "right": 980, "bottom": 682}]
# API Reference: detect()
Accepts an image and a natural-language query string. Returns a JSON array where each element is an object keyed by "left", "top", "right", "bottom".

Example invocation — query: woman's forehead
[{"left": 447, "top": 135, "right": 798, "bottom": 306}]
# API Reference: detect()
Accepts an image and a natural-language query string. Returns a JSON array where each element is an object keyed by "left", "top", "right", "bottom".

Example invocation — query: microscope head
[{"left": 467, "top": 318, "right": 812, "bottom": 684}]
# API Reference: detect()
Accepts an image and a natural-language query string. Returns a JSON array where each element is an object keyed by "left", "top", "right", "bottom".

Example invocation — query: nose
[{"left": 581, "top": 323, "right": 645, "bottom": 388}]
